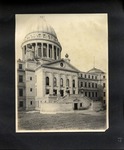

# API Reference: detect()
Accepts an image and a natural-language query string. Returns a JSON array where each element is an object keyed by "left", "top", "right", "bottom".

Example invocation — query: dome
[
  {"left": 30, "top": 16, "right": 57, "bottom": 37},
  {"left": 87, "top": 67, "right": 105, "bottom": 74},
  {"left": 22, "top": 16, "right": 61, "bottom": 47}
]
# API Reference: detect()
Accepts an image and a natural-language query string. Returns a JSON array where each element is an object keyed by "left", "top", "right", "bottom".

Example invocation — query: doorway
[
  {"left": 74, "top": 103, "right": 78, "bottom": 110},
  {"left": 60, "top": 90, "right": 64, "bottom": 97}
]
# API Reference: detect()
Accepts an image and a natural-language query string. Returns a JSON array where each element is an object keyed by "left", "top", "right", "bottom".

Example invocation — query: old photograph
[{"left": 15, "top": 14, "right": 108, "bottom": 132}]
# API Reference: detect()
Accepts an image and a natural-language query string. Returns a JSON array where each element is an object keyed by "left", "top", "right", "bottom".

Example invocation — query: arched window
[
  {"left": 60, "top": 78, "right": 63, "bottom": 87},
  {"left": 66, "top": 79, "right": 69, "bottom": 87},
  {"left": 54, "top": 77, "right": 57, "bottom": 87},
  {"left": 73, "top": 80, "right": 75, "bottom": 88},
  {"left": 46, "top": 77, "right": 49, "bottom": 86}
]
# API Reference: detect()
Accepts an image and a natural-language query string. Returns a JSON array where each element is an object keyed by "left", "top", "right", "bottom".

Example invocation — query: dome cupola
[{"left": 21, "top": 16, "right": 62, "bottom": 62}]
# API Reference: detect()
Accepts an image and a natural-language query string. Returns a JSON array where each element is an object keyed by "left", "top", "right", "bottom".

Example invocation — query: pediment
[{"left": 42, "top": 59, "right": 80, "bottom": 73}]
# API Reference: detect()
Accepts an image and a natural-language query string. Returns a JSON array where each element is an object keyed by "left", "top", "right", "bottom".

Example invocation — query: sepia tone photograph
[{"left": 15, "top": 14, "right": 108, "bottom": 132}]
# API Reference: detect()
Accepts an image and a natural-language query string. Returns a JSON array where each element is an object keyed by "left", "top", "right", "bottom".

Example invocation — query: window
[
  {"left": 54, "top": 77, "right": 57, "bottom": 87},
  {"left": 30, "top": 101, "right": 32, "bottom": 105},
  {"left": 19, "top": 101, "right": 23, "bottom": 107},
  {"left": 81, "top": 82, "right": 83, "bottom": 87},
  {"left": 95, "top": 92, "right": 97, "bottom": 97},
  {"left": 30, "top": 88, "right": 32, "bottom": 92},
  {"left": 89, "top": 92, "right": 91, "bottom": 97},
  {"left": 85, "top": 82, "right": 87, "bottom": 88},
  {"left": 104, "top": 92, "right": 106, "bottom": 97},
  {"left": 19, "top": 89, "right": 23, "bottom": 96},
  {"left": 95, "top": 76, "right": 97, "bottom": 79},
  {"left": 81, "top": 74, "right": 82, "bottom": 77},
  {"left": 95, "top": 83, "right": 97, "bottom": 88},
  {"left": 66, "top": 79, "right": 69, "bottom": 87},
  {"left": 46, "top": 89, "right": 49, "bottom": 94},
  {"left": 85, "top": 92, "right": 87, "bottom": 96},
  {"left": 89, "top": 83, "right": 90, "bottom": 88},
  {"left": 103, "top": 83, "right": 105, "bottom": 88},
  {"left": 88, "top": 75, "right": 90, "bottom": 79},
  {"left": 85, "top": 74, "right": 86, "bottom": 78},
  {"left": 73, "top": 80, "right": 75, "bottom": 88},
  {"left": 92, "top": 75, "right": 94, "bottom": 79},
  {"left": 53, "top": 89, "right": 57, "bottom": 96},
  {"left": 103, "top": 76, "right": 105, "bottom": 79},
  {"left": 92, "top": 83, "right": 94, "bottom": 88},
  {"left": 92, "top": 92, "right": 94, "bottom": 97},
  {"left": 80, "top": 103, "right": 82, "bottom": 107},
  {"left": 19, "top": 64, "right": 22, "bottom": 69},
  {"left": 19, "top": 75, "right": 23, "bottom": 82},
  {"left": 24, "top": 46, "right": 26, "bottom": 54},
  {"left": 46, "top": 77, "right": 49, "bottom": 86},
  {"left": 60, "top": 78, "right": 63, "bottom": 87},
  {"left": 30, "top": 77, "right": 32, "bottom": 80}
]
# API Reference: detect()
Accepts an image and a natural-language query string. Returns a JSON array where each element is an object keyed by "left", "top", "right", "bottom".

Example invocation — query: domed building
[{"left": 17, "top": 17, "right": 106, "bottom": 111}]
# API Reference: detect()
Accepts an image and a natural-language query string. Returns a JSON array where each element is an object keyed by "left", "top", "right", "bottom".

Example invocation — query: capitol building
[{"left": 17, "top": 17, "right": 106, "bottom": 111}]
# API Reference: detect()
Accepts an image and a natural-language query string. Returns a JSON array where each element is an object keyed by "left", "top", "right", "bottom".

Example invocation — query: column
[
  {"left": 35, "top": 42, "right": 38, "bottom": 57},
  {"left": 70, "top": 75, "right": 73, "bottom": 94},
  {"left": 52, "top": 44, "right": 54, "bottom": 60},
  {"left": 75, "top": 76, "right": 78, "bottom": 94},
  {"left": 50, "top": 73, "right": 53, "bottom": 95},
  {"left": 42, "top": 71, "right": 46, "bottom": 96},
  {"left": 47, "top": 43, "right": 49, "bottom": 58},
  {"left": 57, "top": 73, "right": 60, "bottom": 96},
  {"left": 56, "top": 47, "right": 57, "bottom": 60},
  {"left": 64, "top": 75, "right": 67, "bottom": 95}
]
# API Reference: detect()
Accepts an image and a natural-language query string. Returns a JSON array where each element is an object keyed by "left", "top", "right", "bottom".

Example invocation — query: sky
[{"left": 16, "top": 14, "right": 108, "bottom": 72}]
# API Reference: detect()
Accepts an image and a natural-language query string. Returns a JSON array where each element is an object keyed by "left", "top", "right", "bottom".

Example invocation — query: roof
[{"left": 87, "top": 67, "right": 105, "bottom": 74}]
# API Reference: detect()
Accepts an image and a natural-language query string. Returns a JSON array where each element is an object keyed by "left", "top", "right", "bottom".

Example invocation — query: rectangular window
[
  {"left": 73, "top": 90, "right": 75, "bottom": 94},
  {"left": 19, "top": 101, "right": 23, "bottom": 107},
  {"left": 46, "top": 89, "right": 49, "bottom": 94},
  {"left": 30, "top": 101, "right": 32, "bottom": 105},
  {"left": 89, "top": 83, "right": 90, "bottom": 88},
  {"left": 103, "top": 76, "right": 105, "bottom": 79},
  {"left": 92, "top": 92, "right": 94, "bottom": 97},
  {"left": 80, "top": 103, "right": 82, "bottom": 107},
  {"left": 19, "top": 89, "right": 23, "bottom": 96},
  {"left": 85, "top": 92, "right": 87, "bottom": 96},
  {"left": 30, "top": 88, "right": 32, "bottom": 92},
  {"left": 19, "top": 64, "right": 22, "bottom": 69},
  {"left": 85, "top": 82, "right": 87, "bottom": 88},
  {"left": 89, "top": 92, "right": 91, "bottom": 97},
  {"left": 104, "top": 92, "right": 106, "bottom": 97},
  {"left": 95, "top": 83, "right": 97, "bottom": 88},
  {"left": 19, "top": 75, "right": 23, "bottom": 82},
  {"left": 95, "top": 92, "right": 97, "bottom": 97},
  {"left": 103, "top": 83, "right": 105, "bottom": 88},
  {"left": 92, "top": 83, "right": 94, "bottom": 88},
  {"left": 30, "top": 77, "right": 32, "bottom": 80}
]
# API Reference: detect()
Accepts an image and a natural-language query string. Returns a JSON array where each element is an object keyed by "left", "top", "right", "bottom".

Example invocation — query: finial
[{"left": 65, "top": 53, "right": 69, "bottom": 58}]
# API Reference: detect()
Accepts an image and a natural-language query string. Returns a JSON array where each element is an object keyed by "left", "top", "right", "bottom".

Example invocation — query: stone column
[
  {"left": 64, "top": 75, "right": 67, "bottom": 96},
  {"left": 70, "top": 75, "right": 73, "bottom": 94},
  {"left": 42, "top": 70, "right": 46, "bottom": 96},
  {"left": 50, "top": 73, "right": 53, "bottom": 95},
  {"left": 75, "top": 76, "right": 78, "bottom": 94},
  {"left": 47, "top": 43, "right": 49, "bottom": 58},
  {"left": 52, "top": 44, "right": 54, "bottom": 60},
  {"left": 57, "top": 73, "right": 60, "bottom": 96}
]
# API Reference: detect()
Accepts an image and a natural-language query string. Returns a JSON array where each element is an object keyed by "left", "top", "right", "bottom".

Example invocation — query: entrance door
[
  {"left": 74, "top": 103, "right": 78, "bottom": 110},
  {"left": 60, "top": 90, "right": 64, "bottom": 97}
]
